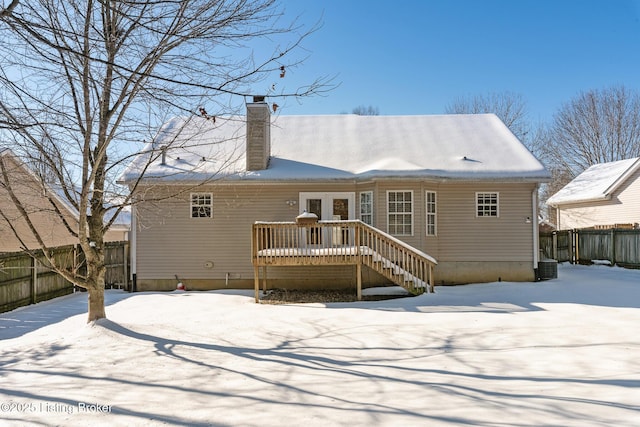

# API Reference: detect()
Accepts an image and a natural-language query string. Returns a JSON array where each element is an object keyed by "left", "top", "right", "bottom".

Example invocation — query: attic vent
[{"left": 462, "top": 156, "right": 480, "bottom": 163}]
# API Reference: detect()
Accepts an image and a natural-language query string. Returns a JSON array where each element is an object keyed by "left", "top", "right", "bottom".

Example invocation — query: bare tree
[
  {"left": 445, "top": 91, "right": 556, "bottom": 219},
  {"left": 445, "top": 91, "right": 532, "bottom": 149},
  {"left": 0, "top": 0, "right": 330, "bottom": 321},
  {"left": 544, "top": 85, "right": 640, "bottom": 177},
  {"left": 352, "top": 105, "right": 379, "bottom": 116}
]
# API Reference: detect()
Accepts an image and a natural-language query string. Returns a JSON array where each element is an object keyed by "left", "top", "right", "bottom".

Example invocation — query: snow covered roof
[
  {"left": 547, "top": 157, "right": 640, "bottom": 206},
  {"left": 1, "top": 148, "right": 130, "bottom": 230},
  {"left": 119, "top": 112, "right": 550, "bottom": 184},
  {"left": 1, "top": 148, "right": 80, "bottom": 220}
]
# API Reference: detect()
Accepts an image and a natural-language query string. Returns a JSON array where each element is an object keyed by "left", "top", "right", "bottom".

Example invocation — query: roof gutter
[
  {"left": 124, "top": 173, "right": 552, "bottom": 186},
  {"left": 547, "top": 194, "right": 611, "bottom": 208},
  {"left": 601, "top": 157, "right": 640, "bottom": 198}
]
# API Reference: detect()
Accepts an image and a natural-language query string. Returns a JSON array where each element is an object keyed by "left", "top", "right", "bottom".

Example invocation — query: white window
[
  {"left": 426, "top": 191, "right": 436, "bottom": 236},
  {"left": 387, "top": 190, "right": 413, "bottom": 235},
  {"left": 476, "top": 192, "right": 499, "bottom": 217},
  {"left": 191, "top": 193, "right": 212, "bottom": 218},
  {"left": 359, "top": 191, "right": 373, "bottom": 225}
]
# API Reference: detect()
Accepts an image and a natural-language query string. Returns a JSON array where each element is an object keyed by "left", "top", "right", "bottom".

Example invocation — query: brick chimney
[{"left": 246, "top": 96, "right": 271, "bottom": 171}]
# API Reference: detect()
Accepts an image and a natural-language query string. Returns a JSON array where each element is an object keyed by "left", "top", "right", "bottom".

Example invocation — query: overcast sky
[{"left": 267, "top": 0, "right": 640, "bottom": 123}]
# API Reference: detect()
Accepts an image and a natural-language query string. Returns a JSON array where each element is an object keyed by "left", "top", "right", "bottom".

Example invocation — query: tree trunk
[{"left": 87, "top": 286, "right": 106, "bottom": 322}]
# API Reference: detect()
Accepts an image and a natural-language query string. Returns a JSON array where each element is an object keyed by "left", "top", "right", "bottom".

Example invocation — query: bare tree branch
[
  {"left": 545, "top": 85, "right": 640, "bottom": 177},
  {"left": 0, "top": 0, "right": 19, "bottom": 17},
  {"left": 445, "top": 91, "right": 531, "bottom": 146},
  {"left": 0, "top": 0, "right": 330, "bottom": 321}
]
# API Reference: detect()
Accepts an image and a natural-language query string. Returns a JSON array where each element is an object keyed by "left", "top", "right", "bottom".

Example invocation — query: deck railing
[
  {"left": 252, "top": 220, "right": 437, "bottom": 301},
  {"left": 357, "top": 221, "right": 437, "bottom": 293}
]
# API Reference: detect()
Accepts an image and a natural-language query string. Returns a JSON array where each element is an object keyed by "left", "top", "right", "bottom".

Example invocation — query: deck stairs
[
  {"left": 369, "top": 251, "right": 430, "bottom": 293},
  {"left": 357, "top": 220, "right": 436, "bottom": 295}
]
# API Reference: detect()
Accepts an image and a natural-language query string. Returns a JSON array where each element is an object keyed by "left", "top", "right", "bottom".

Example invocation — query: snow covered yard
[{"left": 1, "top": 264, "right": 639, "bottom": 426}]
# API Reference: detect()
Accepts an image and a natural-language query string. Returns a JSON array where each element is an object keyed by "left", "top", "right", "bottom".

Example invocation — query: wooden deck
[{"left": 251, "top": 220, "right": 437, "bottom": 302}]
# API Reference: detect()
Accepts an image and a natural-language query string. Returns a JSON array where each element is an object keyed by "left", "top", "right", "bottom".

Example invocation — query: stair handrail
[{"left": 356, "top": 221, "right": 437, "bottom": 265}]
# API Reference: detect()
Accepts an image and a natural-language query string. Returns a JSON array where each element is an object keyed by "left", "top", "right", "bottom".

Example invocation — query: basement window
[
  {"left": 191, "top": 193, "right": 212, "bottom": 218},
  {"left": 476, "top": 192, "right": 499, "bottom": 217}
]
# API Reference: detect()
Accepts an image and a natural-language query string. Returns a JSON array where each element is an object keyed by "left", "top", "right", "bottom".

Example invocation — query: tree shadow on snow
[
  {"left": 1, "top": 314, "right": 638, "bottom": 426},
  {"left": 12, "top": 318, "right": 639, "bottom": 425},
  {"left": 325, "top": 264, "right": 640, "bottom": 314},
  {"left": 0, "top": 290, "right": 132, "bottom": 340}
]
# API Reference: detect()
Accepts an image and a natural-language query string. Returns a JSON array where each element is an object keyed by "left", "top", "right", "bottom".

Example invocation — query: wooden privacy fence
[
  {"left": 540, "top": 229, "right": 640, "bottom": 267},
  {"left": 0, "top": 241, "right": 129, "bottom": 314}
]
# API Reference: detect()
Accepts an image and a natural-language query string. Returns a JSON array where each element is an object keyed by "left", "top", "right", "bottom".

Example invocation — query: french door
[{"left": 299, "top": 192, "right": 355, "bottom": 245}]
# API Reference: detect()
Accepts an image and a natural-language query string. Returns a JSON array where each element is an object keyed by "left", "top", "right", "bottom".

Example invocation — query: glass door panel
[
  {"left": 307, "top": 199, "right": 322, "bottom": 220},
  {"left": 306, "top": 199, "right": 322, "bottom": 244},
  {"left": 332, "top": 199, "right": 349, "bottom": 220},
  {"left": 332, "top": 198, "right": 350, "bottom": 245}
]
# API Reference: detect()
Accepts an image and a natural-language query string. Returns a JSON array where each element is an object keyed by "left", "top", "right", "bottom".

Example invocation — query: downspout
[
  {"left": 532, "top": 185, "right": 539, "bottom": 279},
  {"left": 131, "top": 203, "right": 137, "bottom": 292}
]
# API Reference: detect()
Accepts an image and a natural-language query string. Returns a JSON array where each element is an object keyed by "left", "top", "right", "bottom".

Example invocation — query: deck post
[
  {"left": 356, "top": 224, "right": 362, "bottom": 300},
  {"left": 254, "top": 264, "right": 260, "bottom": 303},
  {"left": 356, "top": 263, "right": 362, "bottom": 301},
  {"left": 262, "top": 266, "right": 267, "bottom": 293},
  {"left": 429, "top": 264, "right": 435, "bottom": 293}
]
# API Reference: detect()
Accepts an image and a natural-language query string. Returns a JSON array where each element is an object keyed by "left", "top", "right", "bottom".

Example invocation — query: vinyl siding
[
  {"left": 557, "top": 167, "right": 640, "bottom": 229},
  {"left": 374, "top": 181, "right": 535, "bottom": 262},
  {"left": 437, "top": 183, "right": 535, "bottom": 262},
  {"left": 134, "top": 183, "right": 360, "bottom": 281},
  {"left": 133, "top": 180, "right": 538, "bottom": 287}
]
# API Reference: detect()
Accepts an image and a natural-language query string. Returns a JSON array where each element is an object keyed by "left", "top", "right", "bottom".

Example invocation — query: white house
[{"left": 546, "top": 157, "right": 640, "bottom": 230}]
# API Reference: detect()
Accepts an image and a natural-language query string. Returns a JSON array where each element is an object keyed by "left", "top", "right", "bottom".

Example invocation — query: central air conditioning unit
[{"left": 538, "top": 259, "right": 558, "bottom": 280}]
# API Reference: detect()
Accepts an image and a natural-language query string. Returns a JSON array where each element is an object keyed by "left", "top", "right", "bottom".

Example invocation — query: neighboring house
[
  {"left": 546, "top": 157, "right": 640, "bottom": 230},
  {"left": 120, "top": 99, "right": 550, "bottom": 292},
  {"left": 0, "top": 149, "right": 129, "bottom": 253}
]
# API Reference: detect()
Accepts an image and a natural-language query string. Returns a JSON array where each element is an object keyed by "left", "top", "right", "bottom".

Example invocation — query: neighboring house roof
[
  {"left": 0, "top": 148, "right": 80, "bottom": 220},
  {"left": 119, "top": 113, "right": 550, "bottom": 183},
  {"left": 1, "top": 148, "right": 130, "bottom": 231},
  {"left": 547, "top": 157, "right": 640, "bottom": 206}
]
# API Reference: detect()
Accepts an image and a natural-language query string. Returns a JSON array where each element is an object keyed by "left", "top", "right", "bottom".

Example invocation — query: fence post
[
  {"left": 569, "top": 230, "right": 574, "bottom": 263},
  {"left": 123, "top": 242, "right": 129, "bottom": 291},
  {"left": 611, "top": 228, "right": 616, "bottom": 266},
  {"left": 30, "top": 257, "right": 37, "bottom": 305}
]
